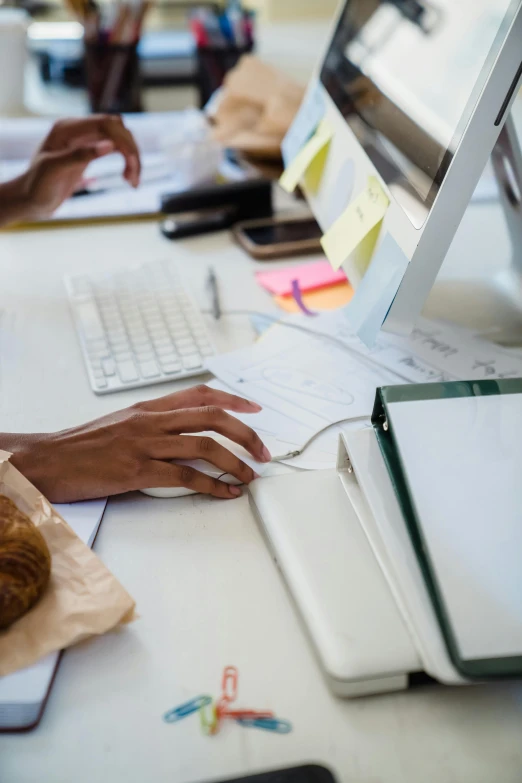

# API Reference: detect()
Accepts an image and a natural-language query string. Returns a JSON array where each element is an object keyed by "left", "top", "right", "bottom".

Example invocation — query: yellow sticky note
[
  {"left": 320, "top": 176, "right": 389, "bottom": 272},
  {"left": 279, "top": 119, "right": 333, "bottom": 194}
]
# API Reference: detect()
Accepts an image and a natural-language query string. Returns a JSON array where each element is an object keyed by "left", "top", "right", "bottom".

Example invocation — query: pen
[{"left": 206, "top": 266, "right": 221, "bottom": 320}]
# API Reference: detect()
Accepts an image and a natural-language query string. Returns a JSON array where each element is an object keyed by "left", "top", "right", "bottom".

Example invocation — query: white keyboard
[{"left": 65, "top": 261, "right": 216, "bottom": 394}]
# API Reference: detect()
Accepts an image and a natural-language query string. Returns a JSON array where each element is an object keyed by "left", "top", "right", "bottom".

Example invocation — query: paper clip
[
  {"left": 163, "top": 695, "right": 212, "bottom": 724},
  {"left": 221, "top": 665, "right": 239, "bottom": 703},
  {"left": 218, "top": 706, "right": 274, "bottom": 720},
  {"left": 200, "top": 701, "right": 219, "bottom": 736},
  {"left": 237, "top": 717, "right": 293, "bottom": 734}
]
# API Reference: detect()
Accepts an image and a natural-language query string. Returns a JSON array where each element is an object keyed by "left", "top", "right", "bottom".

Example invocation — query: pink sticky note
[{"left": 256, "top": 261, "right": 346, "bottom": 297}]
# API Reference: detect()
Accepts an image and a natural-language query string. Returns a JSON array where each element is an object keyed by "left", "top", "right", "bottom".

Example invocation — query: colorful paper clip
[
  {"left": 237, "top": 717, "right": 293, "bottom": 734},
  {"left": 163, "top": 695, "right": 212, "bottom": 724},
  {"left": 221, "top": 665, "right": 239, "bottom": 703},
  {"left": 216, "top": 696, "right": 274, "bottom": 720},
  {"left": 200, "top": 701, "right": 219, "bottom": 736}
]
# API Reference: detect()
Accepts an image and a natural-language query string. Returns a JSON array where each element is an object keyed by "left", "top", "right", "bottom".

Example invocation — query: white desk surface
[{"left": 0, "top": 198, "right": 522, "bottom": 783}]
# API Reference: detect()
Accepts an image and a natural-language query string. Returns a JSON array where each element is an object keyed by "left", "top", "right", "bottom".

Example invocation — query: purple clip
[{"left": 291, "top": 279, "right": 317, "bottom": 317}]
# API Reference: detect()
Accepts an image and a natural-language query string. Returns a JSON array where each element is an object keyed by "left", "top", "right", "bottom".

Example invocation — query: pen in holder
[
  {"left": 190, "top": 4, "right": 255, "bottom": 108},
  {"left": 197, "top": 42, "right": 253, "bottom": 108},
  {"left": 84, "top": 40, "right": 142, "bottom": 114},
  {"left": 64, "top": 0, "right": 149, "bottom": 114}
]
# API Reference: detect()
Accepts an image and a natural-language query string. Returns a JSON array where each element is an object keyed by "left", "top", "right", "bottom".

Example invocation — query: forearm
[
  {"left": 0, "top": 432, "right": 50, "bottom": 488},
  {"left": 0, "top": 176, "right": 30, "bottom": 228}
]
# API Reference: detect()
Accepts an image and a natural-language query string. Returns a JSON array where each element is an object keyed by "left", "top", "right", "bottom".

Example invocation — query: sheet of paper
[
  {"left": 281, "top": 81, "right": 325, "bottom": 166},
  {"left": 279, "top": 119, "right": 333, "bottom": 194},
  {"left": 0, "top": 498, "right": 108, "bottom": 723},
  {"left": 54, "top": 498, "right": 108, "bottom": 548},
  {"left": 321, "top": 176, "right": 390, "bottom": 272},
  {"left": 256, "top": 260, "right": 346, "bottom": 297},
  {"left": 206, "top": 324, "right": 401, "bottom": 435},
  {"left": 284, "top": 309, "right": 522, "bottom": 385},
  {"left": 343, "top": 233, "right": 410, "bottom": 347},
  {"left": 274, "top": 281, "right": 353, "bottom": 313},
  {"left": 207, "top": 380, "right": 343, "bottom": 470}
]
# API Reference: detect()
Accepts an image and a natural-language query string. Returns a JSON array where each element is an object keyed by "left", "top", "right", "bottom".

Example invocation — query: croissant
[{"left": 0, "top": 495, "right": 51, "bottom": 630}]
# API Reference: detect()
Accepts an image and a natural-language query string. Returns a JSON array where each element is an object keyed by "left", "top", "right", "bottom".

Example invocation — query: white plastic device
[
  {"left": 248, "top": 462, "right": 422, "bottom": 697},
  {"left": 248, "top": 428, "right": 467, "bottom": 697},
  {"left": 141, "top": 433, "right": 267, "bottom": 498}
]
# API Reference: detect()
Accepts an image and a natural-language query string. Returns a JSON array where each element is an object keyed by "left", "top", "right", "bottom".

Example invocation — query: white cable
[
  {"left": 270, "top": 415, "right": 370, "bottom": 462},
  {"left": 201, "top": 308, "right": 380, "bottom": 462}
]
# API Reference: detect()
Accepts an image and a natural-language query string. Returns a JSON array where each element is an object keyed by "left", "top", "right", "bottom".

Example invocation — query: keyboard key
[
  {"left": 136, "top": 349, "right": 155, "bottom": 362},
  {"left": 113, "top": 350, "right": 133, "bottom": 362},
  {"left": 107, "top": 326, "right": 127, "bottom": 340},
  {"left": 175, "top": 337, "right": 196, "bottom": 348},
  {"left": 168, "top": 327, "right": 191, "bottom": 340},
  {"left": 182, "top": 355, "right": 203, "bottom": 370},
  {"left": 117, "top": 361, "right": 139, "bottom": 383},
  {"left": 102, "top": 358, "right": 116, "bottom": 376},
  {"left": 139, "top": 360, "right": 160, "bottom": 379},
  {"left": 95, "top": 377, "right": 108, "bottom": 389},
  {"left": 77, "top": 301, "right": 104, "bottom": 340},
  {"left": 86, "top": 338, "right": 109, "bottom": 354},
  {"left": 92, "top": 367, "right": 104, "bottom": 378},
  {"left": 150, "top": 326, "right": 169, "bottom": 338},
  {"left": 153, "top": 337, "right": 173, "bottom": 350},
  {"left": 159, "top": 352, "right": 179, "bottom": 366},
  {"left": 130, "top": 334, "right": 150, "bottom": 347},
  {"left": 177, "top": 343, "right": 198, "bottom": 356},
  {"left": 109, "top": 337, "right": 130, "bottom": 351},
  {"left": 161, "top": 362, "right": 182, "bottom": 375},
  {"left": 156, "top": 343, "right": 176, "bottom": 356}
]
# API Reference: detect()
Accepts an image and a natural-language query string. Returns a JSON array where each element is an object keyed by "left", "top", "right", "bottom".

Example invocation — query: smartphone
[
  {"left": 234, "top": 216, "right": 323, "bottom": 260},
  {"left": 202, "top": 766, "right": 337, "bottom": 783}
]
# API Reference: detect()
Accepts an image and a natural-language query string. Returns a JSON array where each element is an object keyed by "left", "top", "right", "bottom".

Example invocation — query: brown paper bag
[
  {"left": 0, "top": 451, "right": 136, "bottom": 676},
  {"left": 210, "top": 55, "right": 305, "bottom": 160}
]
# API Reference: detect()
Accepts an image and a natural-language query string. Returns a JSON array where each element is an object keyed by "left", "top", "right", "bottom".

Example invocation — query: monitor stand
[{"left": 424, "top": 113, "right": 522, "bottom": 346}]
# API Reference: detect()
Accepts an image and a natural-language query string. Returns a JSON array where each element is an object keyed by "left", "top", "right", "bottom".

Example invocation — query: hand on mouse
[{"left": 3, "top": 385, "right": 271, "bottom": 503}]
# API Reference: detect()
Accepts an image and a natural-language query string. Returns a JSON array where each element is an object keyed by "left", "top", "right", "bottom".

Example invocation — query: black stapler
[{"left": 159, "top": 178, "right": 273, "bottom": 240}]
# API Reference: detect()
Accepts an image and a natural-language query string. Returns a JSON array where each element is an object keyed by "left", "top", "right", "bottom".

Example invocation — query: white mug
[{"left": 0, "top": 8, "right": 29, "bottom": 114}]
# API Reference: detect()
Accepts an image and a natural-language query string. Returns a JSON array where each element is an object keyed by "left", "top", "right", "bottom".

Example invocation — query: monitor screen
[{"left": 320, "top": 0, "right": 519, "bottom": 227}]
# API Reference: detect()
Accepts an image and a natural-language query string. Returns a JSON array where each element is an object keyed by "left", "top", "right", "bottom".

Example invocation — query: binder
[{"left": 371, "top": 379, "right": 522, "bottom": 681}]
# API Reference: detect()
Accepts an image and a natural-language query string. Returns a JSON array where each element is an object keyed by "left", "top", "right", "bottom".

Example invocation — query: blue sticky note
[
  {"left": 344, "top": 233, "right": 409, "bottom": 348},
  {"left": 281, "top": 82, "right": 325, "bottom": 166}
]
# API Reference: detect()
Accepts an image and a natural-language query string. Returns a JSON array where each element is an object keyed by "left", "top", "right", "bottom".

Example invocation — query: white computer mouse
[{"left": 140, "top": 433, "right": 266, "bottom": 498}]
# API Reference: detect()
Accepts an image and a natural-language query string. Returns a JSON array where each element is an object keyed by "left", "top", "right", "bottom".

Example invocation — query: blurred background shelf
[{"left": 21, "top": 8, "right": 331, "bottom": 116}]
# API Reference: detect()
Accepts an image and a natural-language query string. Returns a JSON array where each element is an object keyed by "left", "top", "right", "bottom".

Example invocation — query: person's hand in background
[{"left": 0, "top": 115, "right": 140, "bottom": 225}]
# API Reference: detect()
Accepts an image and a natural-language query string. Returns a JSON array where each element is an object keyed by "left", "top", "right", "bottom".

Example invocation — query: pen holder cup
[
  {"left": 197, "top": 43, "right": 254, "bottom": 108},
  {"left": 84, "top": 41, "right": 143, "bottom": 114}
]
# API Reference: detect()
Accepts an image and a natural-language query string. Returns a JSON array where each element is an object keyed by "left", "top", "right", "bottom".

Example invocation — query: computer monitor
[{"left": 292, "top": 0, "right": 522, "bottom": 342}]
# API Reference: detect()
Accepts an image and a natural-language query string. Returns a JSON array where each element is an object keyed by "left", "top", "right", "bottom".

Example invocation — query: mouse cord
[
  {"left": 215, "top": 413, "right": 369, "bottom": 476},
  {"left": 199, "top": 309, "right": 381, "bottom": 463},
  {"left": 269, "top": 415, "right": 370, "bottom": 462}
]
